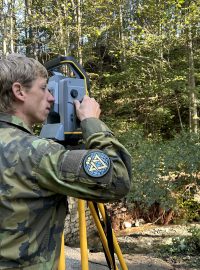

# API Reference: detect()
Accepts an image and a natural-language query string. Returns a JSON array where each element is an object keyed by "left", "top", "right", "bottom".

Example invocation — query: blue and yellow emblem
[{"left": 83, "top": 151, "right": 111, "bottom": 178}]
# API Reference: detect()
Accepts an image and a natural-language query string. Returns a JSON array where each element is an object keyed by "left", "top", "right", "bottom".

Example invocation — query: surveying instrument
[{"left": 40, "top": 56, "right": 128, "bottom": 270}]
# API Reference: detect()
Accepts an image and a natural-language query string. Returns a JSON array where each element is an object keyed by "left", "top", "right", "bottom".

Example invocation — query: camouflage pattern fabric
[{"left": 0, "top": 113, "right": 132, "bottom": 269}]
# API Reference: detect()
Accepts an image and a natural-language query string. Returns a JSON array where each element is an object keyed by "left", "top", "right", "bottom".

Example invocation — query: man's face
[{"left": 23, "top": 77, "right": 54, "bottom": 126}]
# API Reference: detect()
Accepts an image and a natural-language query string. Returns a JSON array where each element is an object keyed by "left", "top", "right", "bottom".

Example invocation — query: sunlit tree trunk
[
  {"left": 70, "top": 0, "right": 82, "bottom": 63},
  {"left": 66, "top": 25, "right": 70, "bottom": 56},
  {"left": 188, "top": 26, "right": 198, "bottom": 133},
  {"left": 8, "top": 0, "right": 15, "bottom": 53},
  {"left": 119, "top": 3, "right": 125, "bottom": 65},
  {"left": 57, "top": 4, "right": 65, "bottom": 54},
  {"left": 0, "top": 0, "right": 8, "bottom": 55},
  {"left": 77, "top": 0, "right": 82, "bottom": 64},
  {"left": 63, "top": 3, "right": 71, "bottom": 56}
]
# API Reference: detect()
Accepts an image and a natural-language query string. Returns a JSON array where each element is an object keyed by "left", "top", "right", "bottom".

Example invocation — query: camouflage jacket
[{"left": 0, "top": 113, "right": 132, "bottom": 269}]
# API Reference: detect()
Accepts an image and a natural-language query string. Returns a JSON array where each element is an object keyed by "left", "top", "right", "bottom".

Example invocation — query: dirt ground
[
  {"left": 65, "top": 223, "right": 200, "bottom": 270},
  {"left": 65, "top": 246, "right": 174, "bottom": 270}
]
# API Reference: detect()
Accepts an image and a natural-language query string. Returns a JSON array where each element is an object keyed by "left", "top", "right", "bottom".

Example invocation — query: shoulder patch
[{"left": 83, "top": 151, "right": 111, "bottom": 178}]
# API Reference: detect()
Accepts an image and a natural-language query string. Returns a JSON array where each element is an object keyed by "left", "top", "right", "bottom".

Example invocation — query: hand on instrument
[{"left": 74, "top": 95, "right": 101, "bottom": 121}]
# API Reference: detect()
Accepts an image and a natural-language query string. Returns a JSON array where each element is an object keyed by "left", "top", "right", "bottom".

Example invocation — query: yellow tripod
[{"left": 58, "top": 199, "right": 128, "bottom": 270}]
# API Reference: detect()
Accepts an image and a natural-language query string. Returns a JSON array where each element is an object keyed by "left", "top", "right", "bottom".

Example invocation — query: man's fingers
[{"left": 74, "top": 99, "right": 80, "bottom": 109}]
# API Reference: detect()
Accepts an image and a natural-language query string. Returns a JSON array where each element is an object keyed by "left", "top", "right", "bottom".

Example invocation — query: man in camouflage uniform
[{"left": 0, "top": 54, "right": 132, "bottom": 269}]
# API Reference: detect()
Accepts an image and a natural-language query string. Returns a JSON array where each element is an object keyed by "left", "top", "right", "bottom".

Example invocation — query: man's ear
[{"left": 12, "top": 82, "right": 26, "bottom": 102}]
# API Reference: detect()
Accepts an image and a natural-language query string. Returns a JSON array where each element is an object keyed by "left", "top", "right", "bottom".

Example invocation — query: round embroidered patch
[{"left": 83, "top": 151, "right": 111, "bottom": 178}]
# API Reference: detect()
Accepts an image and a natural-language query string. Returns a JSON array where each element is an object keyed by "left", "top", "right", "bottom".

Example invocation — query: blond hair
[{"left": 0, "top": 54, "right": 48, "bottom": 112}]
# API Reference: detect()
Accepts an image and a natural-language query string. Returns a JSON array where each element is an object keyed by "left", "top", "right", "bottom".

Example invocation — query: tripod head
[{"left": 40, "top": 56, "right": 90, "bottom": 145}]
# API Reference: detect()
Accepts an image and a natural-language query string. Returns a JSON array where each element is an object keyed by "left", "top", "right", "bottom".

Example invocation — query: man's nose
[{"left": 48, "top": 92, "right": 55, "bottom": 102}]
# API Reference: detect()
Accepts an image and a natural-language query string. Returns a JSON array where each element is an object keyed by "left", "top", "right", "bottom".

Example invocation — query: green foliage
[
  {"left": 116, "top": 128, "right": 200, "bottom": 222},
  {"left": 177, "top": 198, "right": 200, "bottom": 222},
  {"left": 98, "top": 56, "right": 190, "bottom": 138},
  {"left": 119, "top": 130, "right": 176, "bottom": 209},
  {"left": 162, "top": 226, "right": 200, "bottom": 255}
]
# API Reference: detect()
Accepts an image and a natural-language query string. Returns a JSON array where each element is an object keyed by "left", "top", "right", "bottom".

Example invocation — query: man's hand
[{"left": 74, "top": 95, "right": 101, "bottom": 121}]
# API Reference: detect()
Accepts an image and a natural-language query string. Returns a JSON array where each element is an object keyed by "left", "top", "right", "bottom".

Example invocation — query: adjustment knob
[{"left": 70, "top": 89, "right": 78, "bottom": 98}]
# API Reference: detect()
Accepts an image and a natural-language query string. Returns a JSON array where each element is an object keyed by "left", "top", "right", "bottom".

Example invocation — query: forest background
[{"left": 0, "top": 0, "right": 200, "bottom": 225}]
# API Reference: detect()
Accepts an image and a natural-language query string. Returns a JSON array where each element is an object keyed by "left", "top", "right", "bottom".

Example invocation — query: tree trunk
[
  {"left": 119, "top": 3, "right": 125, "bottom": 66},
  {"left": 57, "top": 4, "right": 65, "bottom": 54},
  {"left": 8, "top": 0, "right": 15, "bottom": 53},
  {"left": 1, "top": 0, "right": 8, "bottom": 55},
  {"left": 25, "top": 0, "right": 37, "bottom": 57},
  {"left": 188, "top": 26, "right": 198, "bottom": 133},
  {"left": 77, "top": 0, "right": 82, "bottom": 64},
  {"left": 64, "top": 3, "right": 71, "bottom": 56}
]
